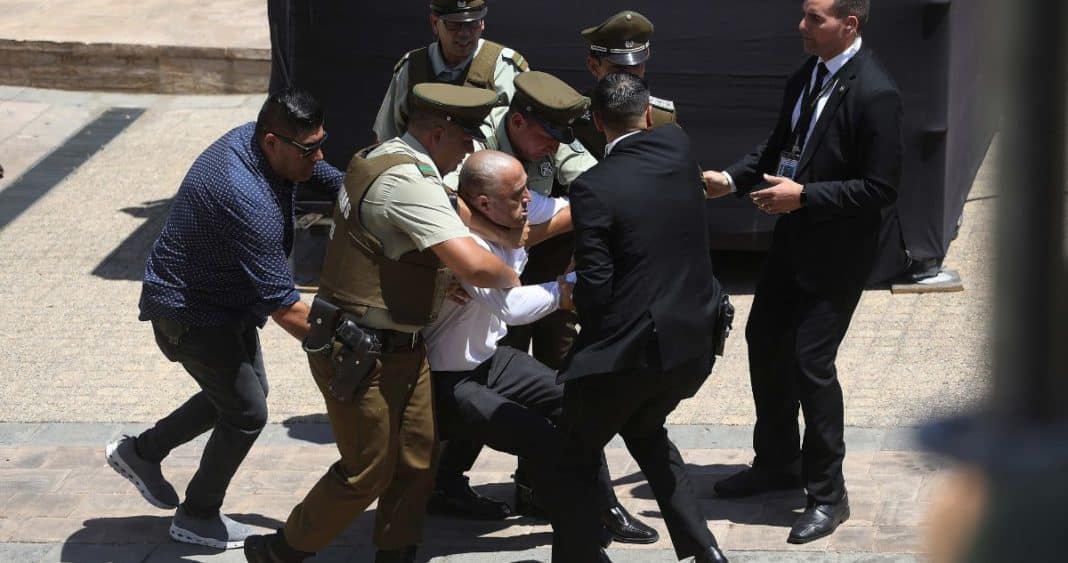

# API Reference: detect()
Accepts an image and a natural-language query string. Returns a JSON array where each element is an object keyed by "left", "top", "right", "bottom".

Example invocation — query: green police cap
[
  {"left": 511, "top": 71, "right": 590, "bottom": 144},
  {"left": 411, "top": 83, "right": 497, "bottom": 141},
  {"left": 430, "top": 0, "right": 487, "bottom": 22},
  {"left": 581, "top": 11, "right": 654, "bottom": 66}
]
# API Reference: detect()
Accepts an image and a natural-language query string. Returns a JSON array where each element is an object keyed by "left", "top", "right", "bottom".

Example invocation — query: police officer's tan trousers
[{"left": 283, "top": 346, "right": 438, "bottom": 552}]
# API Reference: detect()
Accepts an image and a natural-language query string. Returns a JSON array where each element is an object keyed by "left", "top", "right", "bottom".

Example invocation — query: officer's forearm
[{"left": 431, "top": 237, "right": 521, "bottom": 288}]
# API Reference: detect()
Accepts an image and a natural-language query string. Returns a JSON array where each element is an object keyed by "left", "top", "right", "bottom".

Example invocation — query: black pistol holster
[
  {"left": 303, "top": 296, "right": 382, "bottom": 402},
  {"left": 713, "top": 294, "right": 735, "bottom": 357}
]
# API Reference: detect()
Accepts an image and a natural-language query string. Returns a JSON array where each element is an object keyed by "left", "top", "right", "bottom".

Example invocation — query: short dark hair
[
  {"left": 832, "top": 0, "right": 869, "bottom": 29},
  {"left": 255, "top": 89, "right": 324, "bottom": 141},
  {"left": 591, "top": 72, "right": 649, "bottom": 132},
  {"left": 407, "top": 104, "right": 452, "bottom": 134}
]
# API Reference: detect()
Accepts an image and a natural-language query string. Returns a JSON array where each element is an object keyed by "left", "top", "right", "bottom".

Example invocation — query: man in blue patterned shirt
[{"left": 105, "top": 90, "right": 343, "bottom": 549}]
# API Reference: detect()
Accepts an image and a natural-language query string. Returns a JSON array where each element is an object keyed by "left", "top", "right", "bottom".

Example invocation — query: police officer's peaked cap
[
  {"left": 411, "top": 83, "right": 497, "bottom": 141},
  {"left": 430, "top": 0, "right": 487, "bottom": 22},
  {"left": 511, "top": 71, "right": 590, "bottom": 144},
  {"left": 581, "top": 11, "right": 654, "bottom": 66}
]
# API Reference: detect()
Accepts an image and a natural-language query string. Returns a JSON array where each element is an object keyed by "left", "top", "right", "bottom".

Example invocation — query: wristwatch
[{"left": 799, "top": 186, "right": 808, "bottom": 207}]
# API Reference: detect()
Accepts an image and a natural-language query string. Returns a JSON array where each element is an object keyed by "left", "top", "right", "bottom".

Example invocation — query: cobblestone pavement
[
  {"left": 0, "top": 422, "right": 933, "bottom": 562},
  {"left": 0, "top": 85, "right": 994, "bottom": 560},
  {"left": 0, "top": 0, "right": 267, "bottom": 49}
]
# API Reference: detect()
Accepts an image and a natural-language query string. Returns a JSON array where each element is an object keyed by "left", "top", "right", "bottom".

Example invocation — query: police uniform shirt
[
  {"left": 477, "top": 106, "right": 598, "bottom": 196},
  {"left": 421, "top": 192, "right": 568, "bottom": 371},
  {"left": 373, "top": 39, "right": 527, "bottom": 141},
  {"left": 354, "top": 133, "right": 471, "bottom": 332}
]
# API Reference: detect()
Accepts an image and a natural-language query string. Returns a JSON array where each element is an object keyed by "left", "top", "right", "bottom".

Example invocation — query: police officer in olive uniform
[
  {"left": 373, "top": 0, "right": 529, "bottom": 142},
  {"left": 244, "top": 84, "right": 521, "bottom": 563},
  {"left": 572, "top": 10, "right": 679, "bottom": 159}
]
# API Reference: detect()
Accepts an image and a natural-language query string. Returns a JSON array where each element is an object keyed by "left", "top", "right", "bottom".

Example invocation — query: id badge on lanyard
[{"left": 777, "top": 151, "right": 801, "bottom": 180}]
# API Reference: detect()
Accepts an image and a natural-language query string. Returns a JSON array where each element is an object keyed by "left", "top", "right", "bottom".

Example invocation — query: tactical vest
[
  {"left": 317, "top": 148, "right": 450, "bottom": 327},
  {"left": 405, "top": 40, "right": 507, "bottom": 99},
  {"left": 573, "top": 94, "right": 679, "bottom": 160}
]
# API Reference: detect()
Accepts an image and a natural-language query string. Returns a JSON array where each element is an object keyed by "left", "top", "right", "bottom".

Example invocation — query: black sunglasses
[{"left": 272, "top": 131, "right": 327, "bottom": 158}]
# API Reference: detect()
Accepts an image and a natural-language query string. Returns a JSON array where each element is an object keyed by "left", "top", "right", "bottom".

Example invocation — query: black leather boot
[{"left": 243, "top": 531, "right": 312, "bottom": 563}]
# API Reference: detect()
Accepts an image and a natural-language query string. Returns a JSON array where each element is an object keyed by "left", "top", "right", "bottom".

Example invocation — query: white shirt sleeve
[
  {"left": 527, "top": 191, "right": 569, "bottom": 225},
  {"left": 464, "top": 280, "right": 560, "bottom": 326}
]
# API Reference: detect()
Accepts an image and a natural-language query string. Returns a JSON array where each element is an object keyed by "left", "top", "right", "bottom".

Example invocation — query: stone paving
[
  {"left": 0, "top": 422, "right": 934, "bottom": 562},
  {"left": 0, "top": 85, "right": 995, "bottom": 561},
  {"left": 0, "top": 1, "right": 270, "bottom": 93}
]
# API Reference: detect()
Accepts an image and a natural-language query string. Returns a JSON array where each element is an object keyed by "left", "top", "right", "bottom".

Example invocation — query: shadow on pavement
[
  {"left": 61, "top": 513, "right": 282, "bottom": 562},
  {"left": 92, "top": 198, "right": 173, "bottom": 281},
  {"left": 282, "top": 417, "right": 333, "bottom": 444},
  {"left": 613, "top": 464, "right": 804, "bottom": 528}
]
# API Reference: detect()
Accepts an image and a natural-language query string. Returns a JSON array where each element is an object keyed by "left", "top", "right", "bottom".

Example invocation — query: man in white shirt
[{"left": 422, "top": 150, "right": 658, "bottom": 543}]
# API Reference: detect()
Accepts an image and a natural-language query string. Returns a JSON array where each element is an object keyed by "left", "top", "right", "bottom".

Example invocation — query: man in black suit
[
  {"left": 551, "top": 72, "right": 728, "bottom": 563},
  {"left": 704, "top": 0, "right": 903, "bottom": 544}
]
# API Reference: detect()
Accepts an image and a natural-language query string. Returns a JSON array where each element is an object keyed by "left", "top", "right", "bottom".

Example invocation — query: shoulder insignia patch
[
  {"left": 501, "top": 48, "right": 529, "bottom": 71},
  {"left": 393, "top": 51, "right": 413, "bottom": 74},
  {"left": 569, "top": 140, "right": 586, "bottom": 153},
  {"left": 649, "top": 95, "right": 676, "bottom": 113},
  {"left": 416, "top": 164, "right": 437, "bottom": 177}
]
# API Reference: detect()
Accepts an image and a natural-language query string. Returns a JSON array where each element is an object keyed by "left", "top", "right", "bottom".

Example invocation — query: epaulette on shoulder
[
  {"left": 649, "top": 95, "right": 676, "bottom": 113},
  {"left": 394, "top": 50, "right": 415, "bottom": 74},
  {"left": 500, "top": 47, "right": 529, "bottom": 71},
  {"left": 415, "top": 163, "right": 437, "bottom": 178}
]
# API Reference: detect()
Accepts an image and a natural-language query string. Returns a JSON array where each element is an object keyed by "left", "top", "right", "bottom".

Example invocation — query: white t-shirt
[{"left": 422, "top": 192, "right": 569, "bottom": 371}]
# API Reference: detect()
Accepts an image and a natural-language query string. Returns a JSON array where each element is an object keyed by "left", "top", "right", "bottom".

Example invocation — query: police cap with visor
[
  {"left": 581, "top": 10, "right": 653, "bottom": 66},
  {"left": 430, "top": 0, "right": 487, "bottom": 22},
  {"left": 511, "top": 71, "right": 590, "bottom": 145},
  {"left": 411, "top": 83, "right": 498, "bottom": 141}
]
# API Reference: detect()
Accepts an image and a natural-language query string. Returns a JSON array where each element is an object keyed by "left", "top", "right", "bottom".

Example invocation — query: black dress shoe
[
  {"left": 514, "top": 475, "right": 548, "bottom": 519},
  {"left": 713, "top": 465, "right": 803, "bottom": 499},
  {"left": 428, "top": 475, "right": 512, "bottom": 520},
  {"left": 787, "top": 494, "right": 850, "bottom": 544},
  {"left": 694, "top": 544, "right": 729, "bottom": 563},
  {"left": 374, "top": 545, "right": 417, "bottom": 563},
  {"left": 602, "top": 505, "right": 659, "bottom": 544},
  {"left": 243, "top": 533, "right": 312, "bottom": 563}
]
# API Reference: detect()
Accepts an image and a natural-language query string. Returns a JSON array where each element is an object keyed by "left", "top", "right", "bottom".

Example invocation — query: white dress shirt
[
  {"left": 422, "top": 192, "right": 569, "bottom": 371},
  {"left": 603, "top": 129, "right": 642, "bottom": 157},
  {"left": 724, "top": 36, "right": 863, "bottom": 192}
]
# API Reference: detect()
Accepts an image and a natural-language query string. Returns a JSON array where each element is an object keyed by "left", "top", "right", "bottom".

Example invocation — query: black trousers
[
  {"left": 433, "top": 346, "right": 617, "bottom": 511},
  {"left": 745, "top": 252, "right": 863, "bottom": 504},
  {"left": 552, "top": 356, "right": 717, "bottom": 562},
  {"left": 137, "top": 319, "right": 269, "bottom": 516}
]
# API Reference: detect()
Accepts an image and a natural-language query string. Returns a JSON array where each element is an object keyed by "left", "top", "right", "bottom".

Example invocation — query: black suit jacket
[
  {"left": 726, "top": 45, "right": 903, "bottom": 292},
  {"left": 562, "top": 125, "right": 722, "bottom": 381}
]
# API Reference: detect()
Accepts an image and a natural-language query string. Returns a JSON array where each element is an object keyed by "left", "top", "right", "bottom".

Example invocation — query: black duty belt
[{"left": 373, "top": 327, "right": 422, "bottom": 353}]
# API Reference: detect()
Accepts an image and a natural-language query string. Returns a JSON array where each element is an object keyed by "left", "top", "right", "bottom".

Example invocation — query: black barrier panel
[{"left": 270, "top": 0, "right": 994, "bottom": 285}]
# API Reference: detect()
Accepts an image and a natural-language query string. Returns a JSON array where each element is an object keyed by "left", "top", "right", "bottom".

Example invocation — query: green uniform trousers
[{"left": 283, "top": 345, "right": 438, "bottom": 552}]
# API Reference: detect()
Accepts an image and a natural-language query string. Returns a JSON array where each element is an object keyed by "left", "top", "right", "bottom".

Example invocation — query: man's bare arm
[
  {"left": 526, "top": 206, "right": 572, "bottom": 247},
  {"left": 271, "top": 299, "right": 311, "bottom": 341}
]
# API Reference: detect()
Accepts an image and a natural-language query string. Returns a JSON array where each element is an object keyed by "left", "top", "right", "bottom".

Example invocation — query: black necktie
[{"left": 794, "top": 62, "right": 829, "bottom": 151}]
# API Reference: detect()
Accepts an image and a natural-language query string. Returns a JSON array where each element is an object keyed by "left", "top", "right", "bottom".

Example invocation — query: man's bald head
[
  {"left": 458, "top": 150, "right": 524, "bottom": 199},
  {"left": 458, "top": 150, "right": 531, "bottom": 229}
]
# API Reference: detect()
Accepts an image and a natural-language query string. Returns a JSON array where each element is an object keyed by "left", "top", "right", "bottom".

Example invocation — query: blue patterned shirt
[{"left": 139, "top": 122, "right": 343, "bottom": 327}]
